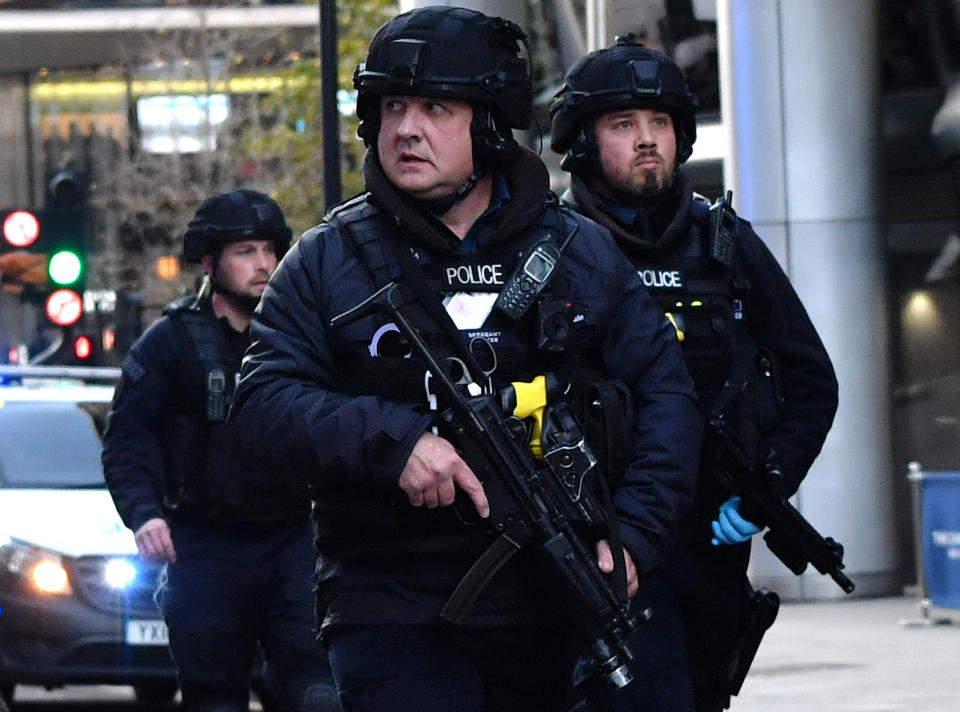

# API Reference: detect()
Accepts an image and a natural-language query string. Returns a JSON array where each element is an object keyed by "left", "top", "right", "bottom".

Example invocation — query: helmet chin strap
[{"left": 411, "top": 166, "right": 485, "bottom": 216}]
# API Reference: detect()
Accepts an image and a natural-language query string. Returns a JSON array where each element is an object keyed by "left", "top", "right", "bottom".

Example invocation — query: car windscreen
[{"left": 0, "top": 400, "right": 107, "bottom": 488}]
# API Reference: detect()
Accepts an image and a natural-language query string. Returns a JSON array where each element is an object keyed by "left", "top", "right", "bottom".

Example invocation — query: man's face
[
  {"left": 377, "top": 95, "right": 476, "bottom": 199},
  {"left": 203, "top": 239, "right": 278, "bottom": 304},
  {"left": 593, "top": 107, "right": 678, "bottom": 198}
]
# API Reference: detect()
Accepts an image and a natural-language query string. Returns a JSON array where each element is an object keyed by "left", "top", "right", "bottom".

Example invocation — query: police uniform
[
  {"left": 229, "top": 140, "right": 702, "bottom": 711},
  {"left": 562, "top": 170, "right": 839, "bottom": 711},
  {"left": 102, "top": 294, "right": 335, "bottom": 712}
]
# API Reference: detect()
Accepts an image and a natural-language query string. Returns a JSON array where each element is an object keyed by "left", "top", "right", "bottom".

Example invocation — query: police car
[{"left": 0, "top": 365, "right": 177, "bottom": 707}]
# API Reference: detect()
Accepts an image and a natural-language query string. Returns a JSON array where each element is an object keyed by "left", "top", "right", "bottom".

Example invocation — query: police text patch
[
  {"left": 441, "top": 259, "right": 507, "bottom": 292},
  {"left": 637, "top": 268, "right": 686, "bottom": 290}
]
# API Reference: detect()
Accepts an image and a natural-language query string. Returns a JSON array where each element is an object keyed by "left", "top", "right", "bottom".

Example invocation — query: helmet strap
[{"left": 411, "top": 166, "right": 486, "bottom": 216}]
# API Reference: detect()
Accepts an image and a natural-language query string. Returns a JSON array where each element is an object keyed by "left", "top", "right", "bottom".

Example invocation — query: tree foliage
[
  {"left": 35, "top": 0, "right": 393, "bottom": 320},
  {"left": 234, "top": 0, "right": 394, "bottom": 234}
]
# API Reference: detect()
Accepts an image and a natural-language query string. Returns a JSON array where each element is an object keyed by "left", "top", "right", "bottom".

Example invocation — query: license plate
[{"left": 126, "top": 620, "right": 169, "bottom": 646}]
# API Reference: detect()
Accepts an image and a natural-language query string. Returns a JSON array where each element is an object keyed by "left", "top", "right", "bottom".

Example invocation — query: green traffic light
[{"left": 48, "top": 249, "right": 82, "bottom": 285}]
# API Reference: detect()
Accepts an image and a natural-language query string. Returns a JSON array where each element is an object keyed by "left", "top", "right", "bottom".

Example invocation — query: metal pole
[
  {"left": 320, "top": 0, "right": 342, "bottom": 211},
  {"left": 900, "top": 461, "right": 953, "bottom": 626},
  {"left": 909, "top": 462, "right": 930, "bottom": 612}
]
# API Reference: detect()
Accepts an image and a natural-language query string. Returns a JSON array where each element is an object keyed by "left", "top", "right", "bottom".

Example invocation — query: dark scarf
[
  {"left": 566, "top": 171, "right": 697, "bottom": 262},
  {"left": 362, "top": 146, "right": 552, "bottom": 256}
]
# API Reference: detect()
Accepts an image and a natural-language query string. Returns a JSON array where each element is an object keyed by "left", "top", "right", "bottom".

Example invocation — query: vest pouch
[
  {"left": 753, "top": 347, "right": 784, "bottom": 435},
  {"left": 535, "top": 297, "right": 596, "bottom": 353}
]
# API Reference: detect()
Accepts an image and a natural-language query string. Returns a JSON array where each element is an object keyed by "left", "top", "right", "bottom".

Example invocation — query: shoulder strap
[
  {"left": 169, "top": 306, "right": 231, "bottom": 422},
  {"left": 691, "top": 193, "right": 761, "bottom": 419},
  {"left": 328, "top": 196, "right": 396, "bottom": 290}
]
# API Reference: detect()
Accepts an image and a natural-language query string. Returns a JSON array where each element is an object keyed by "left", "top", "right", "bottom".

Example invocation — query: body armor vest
[
  {"left": 629, "top": 199, "right": 784, "bottom": 521},
  {"left": 328, "top": 198, "right": 598, "bottom": 400},
  {"left": 327, "top": 198, "right": 633, "bottom": 481},
  {"left": 629, "top": 199, "right": 750, "bottom": 412},
  {"left": 161, "top": 298, "right": 309, "bottom": 526}
]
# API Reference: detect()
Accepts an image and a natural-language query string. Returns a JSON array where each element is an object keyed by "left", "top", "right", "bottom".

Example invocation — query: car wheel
[{"left": 133, "top": 680, "right": 178, "bottom": 704}]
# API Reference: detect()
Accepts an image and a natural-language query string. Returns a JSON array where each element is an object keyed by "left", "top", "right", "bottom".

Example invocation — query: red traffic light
[
  {"left": 3, "top": 210, "right": 40, "bottom": 248},
  {"left": 73, "top": 335, "right": 93, "bottom": 359},
  {"left": 45, "top": 288, "right": 84, "bottom": 327}
]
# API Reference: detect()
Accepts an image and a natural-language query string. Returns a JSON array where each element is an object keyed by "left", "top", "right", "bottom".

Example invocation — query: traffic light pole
[{"left": 320, "top": 0, "right": 342, "bottom": 212}]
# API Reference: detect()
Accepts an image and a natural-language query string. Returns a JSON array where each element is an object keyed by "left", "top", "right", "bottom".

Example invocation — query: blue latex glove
[{"left": 711, "top": 496, "right": 762, "bottom": 545}]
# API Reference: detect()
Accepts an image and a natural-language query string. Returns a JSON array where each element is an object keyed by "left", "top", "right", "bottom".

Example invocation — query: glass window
[{"left": 0, "top": 401, "right": 107, "bottom": 488}]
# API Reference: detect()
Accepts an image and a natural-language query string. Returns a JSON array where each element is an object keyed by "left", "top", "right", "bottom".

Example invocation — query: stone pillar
[{"left": 717, "top": 0, "right": 898, "bottom": 598}]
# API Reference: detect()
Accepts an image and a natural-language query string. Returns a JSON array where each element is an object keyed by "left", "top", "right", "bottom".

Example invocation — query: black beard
[
  {"left": 615, "top": 168, "right": 675, "bottom": 202},
  {"left": 210, "top": 274, "right": 261, "bottom": 316},
  {"left": 592, "top": 168, "right": 678, "bottom": 212},
  {"left": 223, "top": 292, "right": 261, "bottom": 315}
]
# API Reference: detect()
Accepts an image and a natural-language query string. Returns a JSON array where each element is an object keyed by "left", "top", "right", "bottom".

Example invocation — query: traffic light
[
  {"left": 2, "top": 170, "right": 91, "bottom": 327},
  {"left": 46, "top": 325, "right": 103, "bottom": 366},
  {"left": 42, "top": 169, "right": 90, "bottom": 295}
]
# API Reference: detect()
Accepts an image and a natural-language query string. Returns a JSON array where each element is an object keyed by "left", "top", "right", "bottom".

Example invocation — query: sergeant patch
[{"left": 122, "top": 354, "right": 147, "bottom": 383}]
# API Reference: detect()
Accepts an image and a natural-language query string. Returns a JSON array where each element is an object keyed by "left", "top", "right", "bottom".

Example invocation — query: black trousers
[
  {"left": 327, "top": 622, "right": 576, "bottom": 712},
  {"left": 158, "top": 518, "right": 336, "bottom": 712},
  {"left": 577, "top": 569, "right": 695, "bottom": 712},
  {"left": 578, "top": 540, "right": 751, "bottom": 712},
  {"left": 676, "top": 539, "right": 752, "bottom": 712}
]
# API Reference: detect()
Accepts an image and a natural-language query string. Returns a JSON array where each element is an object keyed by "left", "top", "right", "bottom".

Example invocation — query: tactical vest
[
  {"left": 327, "top": 197, "right": 633, "bottom": 481},
  {"left": 328, "top": 197, "right": 599, "bottom": 398},
  {"left": 161, "top": 297, "right": 309, "bottom": 527},
  {"left": 630, "top": 197, "right": 750, "bottom": 413},
  {"left": 630, "top": 198, "right": 783, "bottom": 516}
]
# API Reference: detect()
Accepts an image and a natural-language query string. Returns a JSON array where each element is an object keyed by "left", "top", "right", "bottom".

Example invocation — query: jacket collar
[{"left": 362, "top": 146, "right": 552, "bottom": 255}]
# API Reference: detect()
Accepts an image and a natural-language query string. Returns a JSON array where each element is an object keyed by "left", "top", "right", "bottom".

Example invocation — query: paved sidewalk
[{"left": 729, "top": 595, "right": 960, "bottom": 712}]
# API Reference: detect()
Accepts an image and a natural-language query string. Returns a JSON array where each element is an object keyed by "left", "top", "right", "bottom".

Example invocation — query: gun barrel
[{"left": 833, "top": 571, "right": 856, "bottom": 594}]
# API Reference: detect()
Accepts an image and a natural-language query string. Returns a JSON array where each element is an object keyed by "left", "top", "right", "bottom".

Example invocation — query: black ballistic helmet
[
  {"left": 550, "top": 34, "right": 698, "bottom": 171},
  {"left": 183, "top": 189, "right": 292, "bottom": 264},
  {"left": 353, "top": 5, "right": 531, "bottom": 153}
]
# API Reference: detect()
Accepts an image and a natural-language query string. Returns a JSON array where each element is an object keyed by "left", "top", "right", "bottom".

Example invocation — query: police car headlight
[
  {"left": 104, "top": 558, "right": 137, "bottom": 589},
  {"left": 0, "top": 537, "right": 73, "bottom": 595}
]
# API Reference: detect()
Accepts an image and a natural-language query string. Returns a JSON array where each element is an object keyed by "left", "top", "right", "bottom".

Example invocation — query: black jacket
[
  {"left": 563, "top": 172, "right": 839, "bottom": 511},
  {"left": 230, "top": 148, "right": 701, "bottom": 629},
  {"left": 102, "top": 296, "right": 310, "bottom": 533}
]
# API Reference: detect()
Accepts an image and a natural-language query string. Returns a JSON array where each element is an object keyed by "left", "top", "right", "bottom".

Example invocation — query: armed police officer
[
  {"left": 228, "top": 7, "right": 701, "bottom": 712},
  {"left": 102, "top": 190, "right": 336, "bottom": 712},
  {"left": 551, "top": 36, "right": 840, "bottom": 712}
]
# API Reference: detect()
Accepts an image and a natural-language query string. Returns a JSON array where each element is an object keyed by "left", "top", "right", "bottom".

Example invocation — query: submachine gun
[
  {"left": 332, "top": 281, "right": 642, "bottom": 689},
  {"left": 706, "top": 416, "right": 856, "bottom": 595}
]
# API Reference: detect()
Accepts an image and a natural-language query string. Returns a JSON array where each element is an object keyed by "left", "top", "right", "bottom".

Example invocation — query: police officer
[
  {"left": 228, "top": 7, "right": 701, "bottom": 712},
  {"left": 551, "top": 36, "right": 840, "bottom": 712},
  {"left": 102, "top": 190, "right": 337, "bottom": 712}
]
